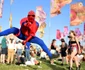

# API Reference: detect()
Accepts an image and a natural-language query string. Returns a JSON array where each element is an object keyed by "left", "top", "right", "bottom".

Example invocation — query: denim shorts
[{"left": 17, "top": 49, "right": 22, "bottom": 56}]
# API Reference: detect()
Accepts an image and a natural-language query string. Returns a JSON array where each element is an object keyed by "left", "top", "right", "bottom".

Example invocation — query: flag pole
[{"left": 48, "top": 0, "right": 51, "bottom": 47}]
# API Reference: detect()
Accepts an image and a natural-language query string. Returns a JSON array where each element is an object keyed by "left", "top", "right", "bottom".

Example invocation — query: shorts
[
  {"left": 50, "top": 49, "right": 59, "bottom": 58},
  {"left": 61, "top": 52, "right": 66, "bottom": 57},
  {"left": 17, "top": 49, "right": 22, "bottom": 56},
  {"left": 1, "top": 48, "right": 7, "bottom": 54}
]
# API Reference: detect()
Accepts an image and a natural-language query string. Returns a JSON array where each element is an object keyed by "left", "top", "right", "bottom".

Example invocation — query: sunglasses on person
[{"left": 28, "top": 15, "right": 35, "bottom": 17}]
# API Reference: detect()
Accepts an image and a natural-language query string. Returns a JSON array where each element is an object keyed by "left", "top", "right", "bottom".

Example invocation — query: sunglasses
[{"left": 28, "top": 15, "right": 35, "bottom": 17}]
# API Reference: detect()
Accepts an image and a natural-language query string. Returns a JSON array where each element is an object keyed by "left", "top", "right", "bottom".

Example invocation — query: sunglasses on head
[{"left": 28, "top": 15, "right": 35, "bottom": 17}]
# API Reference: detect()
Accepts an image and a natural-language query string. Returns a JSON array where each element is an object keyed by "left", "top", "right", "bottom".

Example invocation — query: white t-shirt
[
  {"left": 40, "top": 51, "right": 47, "bottom": 58},
  {"left": 7, "top": 38, "right": 16, "bottom": 49},
  {"left": 16, "top": 43, "right": 23, "bottom": 49},
  {"left": 25, "top": 57, "right": 36, "bottom": 65}
]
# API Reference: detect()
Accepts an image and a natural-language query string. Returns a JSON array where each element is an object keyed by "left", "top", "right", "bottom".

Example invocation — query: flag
[
  {"left": 35, "top": 6, "right": 46, "bottom": 25},
  {"left": 75, "top": 28, "right": 81, "bottom": 37},
  {"left": 63, "top": 26, "right": 68, "bottom": 36},
  {"left": 1, "top": 0, "right": 4, "bottom": 3},
  {"left": 83, "top": 23, "right": 85, "bottom": 42},
  {"left": 50, "top": 0, "right": 61, "bottom": 17},
  {"left": 0, "top": 26, "right": 2, "bottom": 32},
  {"left": 56, "top": 29, "right": 61, "bottom": 40},
  {"left": 50, "top": 0, "right": 72, "bottom": 17},
  {"left": 10, "top": 0, "right": 14, "bottom": 5},
  {"left": 38, "top": 22, "right": 46, "bottom": 38},
  {"left": 9, "top": 13, "right": 12, "bottom": 28},
  {"left": 0, "top": 8, "right": 2, "bottom": 18},
  {"left": 0, "top": 0, "right": 4, "bottom": 18},
  {"left": 61, "top": 32, "right": 64, "bottom": 38},
  {"left": 70, "top": 2, "right": 85, "bottom": 26},
  {"left": 84, "top": 23, "right": 85, "bottom": 35}
]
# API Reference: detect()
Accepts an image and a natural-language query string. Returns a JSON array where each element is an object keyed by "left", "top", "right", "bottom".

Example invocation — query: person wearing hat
[{"left": 0, "top": 10, "right": 52, "bottom": 59}]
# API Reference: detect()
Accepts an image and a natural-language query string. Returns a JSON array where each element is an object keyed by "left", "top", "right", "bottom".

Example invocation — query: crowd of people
[
  {"left": 0, "top": 30, "right": 85, "bottom": 70},
  {"left": 0, "top": 10, "right": 85, "bottom": 70}
]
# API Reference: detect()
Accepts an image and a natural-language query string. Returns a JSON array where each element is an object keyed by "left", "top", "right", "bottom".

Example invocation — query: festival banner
[
  {"left": 83, "top": 23, "right": 85, "bottom": 42},
  {"left": 38, "top": 22, "right": 46, "bottom": 38},
  {"left": 35, "top": 6, "right": 46, "bottom": 38},
  {"left": 10, "top": 0, "right": 14, "bottom": 5},
  {"left": 0, "top": 26, "right": 2, "bottom": 32},
  {"left": 84, "top": 23, "right": 85, "bottom": 35},
  {"left": 70, "top": 2, "right": 85, "bottom": 26},
  {"left": 56, "top": 29, "right": 61, "bottom": 40},
  {"left": 35, "top": 6, "right": 46, "bottom": 25},
  {"left": 63, "top": 26, "right": 68, "bottom": 37},
  {"left": 0, "top": 0, "right": 4, "bottom": 18},
  {"left": 75, "top": 28, "right": 81, "bottom": 37},
  {"left": 9, "top": 13, "right": 12, "bottom": 28},
  {"left": 50, "top": 0, "right": 72, "bottom": 17}
]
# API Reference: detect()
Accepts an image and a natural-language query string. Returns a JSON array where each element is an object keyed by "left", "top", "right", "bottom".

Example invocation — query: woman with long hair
[
  {"left": 69, "top": 30, "right": 80, "bottom": 70},
  {"left": 50, "top": 39, "right": 59, "bottom": 65}
]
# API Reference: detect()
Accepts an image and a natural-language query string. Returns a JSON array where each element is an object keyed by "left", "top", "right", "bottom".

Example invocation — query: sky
[{"left": 0, "top": 0, "right": 85, "bottom": 47}]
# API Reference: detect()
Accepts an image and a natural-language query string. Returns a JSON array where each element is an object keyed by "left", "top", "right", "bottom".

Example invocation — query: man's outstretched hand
[{"left": 22, "top": 40, "right": 27, "bottom": 45}]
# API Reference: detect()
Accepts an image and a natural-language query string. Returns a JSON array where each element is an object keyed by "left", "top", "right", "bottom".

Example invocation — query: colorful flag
[
  {"left": 50, "top": 0, "right": 72, "bottom": 17},
  {"left": 70, "top": 2, "right": 85, "bottom": 26},
  {"left": 75, "top": 28, "right": 81, "bottom": 37},
  {"left": 56, "top": 29, "right": 61, "bottom": 40},
  {"left": 83, "top": 23, "right": 85, "bottom": 42},
  {"left": 38, "top": 22, "right": 46, "bottom": 38},
  {"left": 1, "top": 0, "right": 4, "bottom": 3},
  {"left": 0, "top": 0, "right": 4, "bottom": 18},
  {"left": 63, "top": 26, "right": 68, "bottom": 36},
  {"left": 0, "top": 26, "right": 2, "bottom": 32},
  {"left": 84, "top": 23, "right": 85, "bottom": 35},
  {"left": 61, "top": 32, "right": 65, "bottom": 38},
  {"left": 35, "top": 6, "right": 46, "bottom": 25},
  {"left": 10, "top": 0, "right": 14, "bottom": 5},
  {"left": 0, "top": 8, "right": 2, "bottom": 18},
  {"left": 9, "top": 13, "right": 12, "bottom": 28}
]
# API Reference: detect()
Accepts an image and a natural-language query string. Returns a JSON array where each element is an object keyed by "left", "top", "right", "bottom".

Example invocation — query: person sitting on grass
[
  {"left": 39, "top": 49, "right": 48, "bottom": 60},
  {"left": 25, "top": 50, "right": 40, "bottom": 65}
]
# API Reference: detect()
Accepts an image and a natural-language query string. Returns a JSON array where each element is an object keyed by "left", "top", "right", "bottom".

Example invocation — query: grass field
[{"left": 0, "top": 59, "right": 85, "bottom": 70}]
